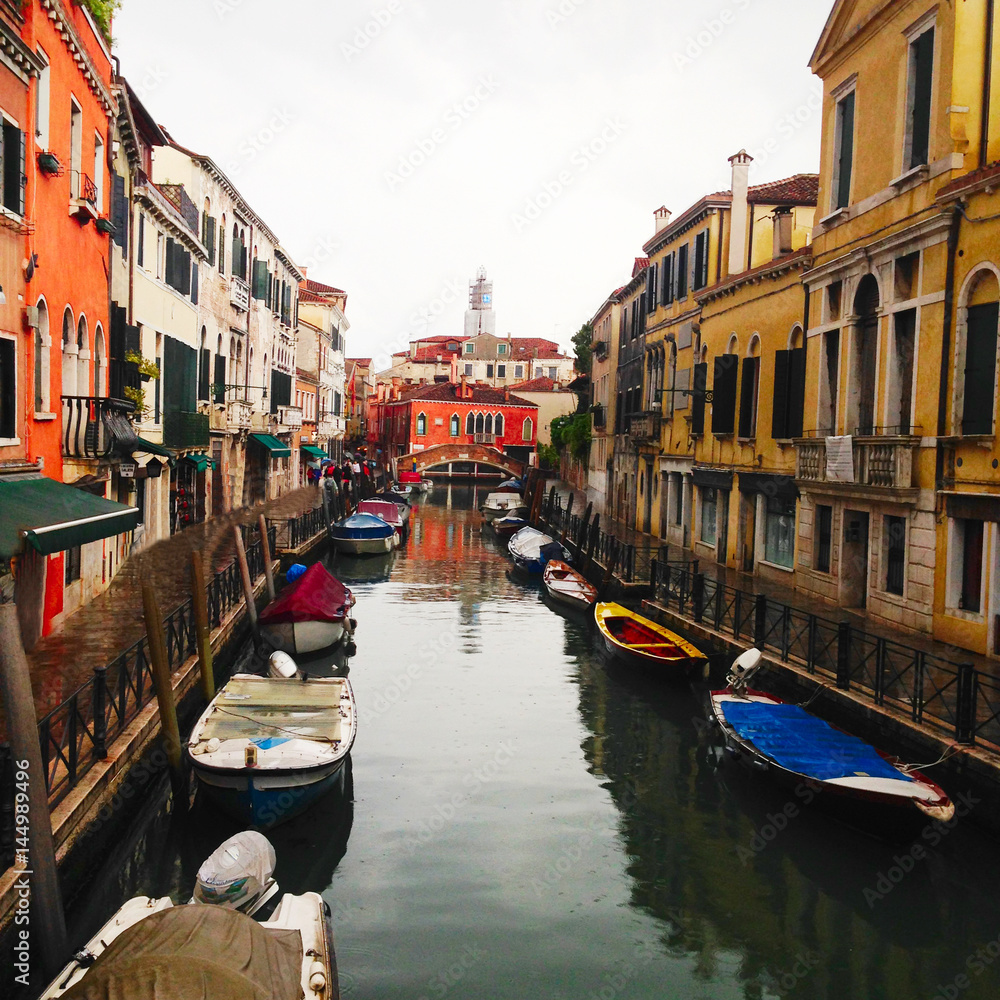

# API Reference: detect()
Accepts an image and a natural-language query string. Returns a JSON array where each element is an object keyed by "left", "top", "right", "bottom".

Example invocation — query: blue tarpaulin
[{"left": 722, "top": 701, "right": 914, "bottom": 783}]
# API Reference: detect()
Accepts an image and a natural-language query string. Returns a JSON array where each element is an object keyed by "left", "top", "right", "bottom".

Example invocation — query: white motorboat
[{"left": 481, "top": 491, "right": 529, "bottom": 522}]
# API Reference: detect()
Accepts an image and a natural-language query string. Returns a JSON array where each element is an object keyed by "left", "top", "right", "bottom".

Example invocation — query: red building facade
[{"left": 378, "top": 381, "right": 538, "bottom": 466}]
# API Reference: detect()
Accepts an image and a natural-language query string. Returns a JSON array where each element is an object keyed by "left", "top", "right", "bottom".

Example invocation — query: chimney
[
  {"left": 460, "top": 374, "right": 468, "bottom": 399},
  {"left": 654, "top": 206, "right": 672, "bottom": 234},
  {"left": 504, "top": 385, "right": 510, "bottom": 402},
  {"left": 773, "top": 207, "right": 793, "bottom": 258},
  {"left": 409, "top": 343, "right": 417, "bottom": 359},
  {"left": 727, "top": 149, "right": 754, "bottom": 276}
]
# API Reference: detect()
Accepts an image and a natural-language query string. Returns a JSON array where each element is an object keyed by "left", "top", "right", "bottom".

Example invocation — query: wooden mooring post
[
  {"left": 560, "top": 494, "right": 574, "bottom": 543},
  {"left": 258, "top": 514, "right": 276, "bottom": 603},
  {"left": 233, "top": 525, "right": 259, "bottom": 642},
  {"left": 190, "top": 549, "right": 214, "bottom": 701}
]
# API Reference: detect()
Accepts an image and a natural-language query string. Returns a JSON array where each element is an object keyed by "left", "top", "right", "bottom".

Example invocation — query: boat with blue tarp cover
[
  {"left": 329, "top": 512, "right": 396, "bottom": 555},
  {"left": 507, "top": 526, "right": 571, "bottom": 574},
  {"left": 711, "top": 649, "right": 954, "bottom": 837}
]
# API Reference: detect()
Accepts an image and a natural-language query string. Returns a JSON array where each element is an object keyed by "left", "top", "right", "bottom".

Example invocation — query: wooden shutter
[
  {"left": 836, "top": 93, "right": 855, "bottom": 209},
  {"left": 137, "top": 214, "right": 145, "bottom": 267},
  {"left": 788, "top": 347, "right": 806, "bottom": 438},
  {"left": 241, "top": 244, "right": 248, "bottom": 280},
  {"left": 232, "top": 235, "right": 241, "bottom": 276},
  {"left": 111, "top": 173, "right": 128, "bottom": 251},
  {"left": 772, "top": 350, "right": 791, "bottom": 439},
  {"left": 165, "top": 237, "right": 176, "bottom": 287},
  {"left": 691, "top": 362, "right": 708, "bottom": 435},
  {"left": 179, "top": 248, "right": 192, "bottom": 295},
  {"left": 199, "top": 348, "right": 211, "bottom": 400},
  {"left": 738, "top": 357, "right": 759, "bottom": 438},
  {"left": 252, "top": 259, "right": 268, "bottom": 299},
  {"left": 963, "top": 303, "right": 999, "bottom": 435},
  {"left": 677, "top": 244, "right": 688, "bottom": 299},
  {"left": 205, "top": 216, "right": 216, "bottom": 266},
  {"left": 218, "top": 223, "right": 225, "bottom": 272},
  {"left": 665, "top": 255, "right": 674, "bottom": 304},
  {"left": 909, "top": 29, "right": 934, "bottom": 169},
  {"left": 213, "top": 354, "right": 227, "bottom": 403},
  {"left": 0, "top": 337, "right": 14, "bottom": 437},
  {"left": 711, "top": 356, "right": 738, "bottom": 434},
  {"left": 17, "top": 127, "right": 25, "bottom": 216},
  {"left": 699, "top": 231, "right": 709, "bottom": 288},
  {"left": 191, "top": 262, "right": 199, "bottom": 305}
]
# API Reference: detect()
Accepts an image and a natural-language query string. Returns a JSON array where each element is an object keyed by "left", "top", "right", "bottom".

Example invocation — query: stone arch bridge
[{"left": 395, "top": 444, "right": 525, "bottom": 480}]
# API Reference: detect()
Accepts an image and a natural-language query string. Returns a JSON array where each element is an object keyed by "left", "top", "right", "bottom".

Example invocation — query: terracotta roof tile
[
  {"left": 395, "top": 381, "right": 537, "bottom": 407},
  {"left": 304, "top": 278, "right": 346, "bottom": 295},
  {"left": 510, "top": 376, "right": 566, "bottom": 392},
  {"left": 936, "top": 161, "right": 1000, "bottom": 200},
  {"left": 747, "top": 173, "right": 819, "bottom": 205}
]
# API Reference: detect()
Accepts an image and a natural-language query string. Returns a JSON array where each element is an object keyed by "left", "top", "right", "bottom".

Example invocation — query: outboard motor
[
  {"left": 727, "top": 648, "right": 763, "bottom": 697},
  {"left": 269, "top": 650, "right": 302, "bottom": 679},
  {"left": 194, "top": 832, "right": 279, "bottom": 916}
]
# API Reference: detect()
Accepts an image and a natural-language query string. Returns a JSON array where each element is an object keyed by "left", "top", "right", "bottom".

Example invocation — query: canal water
[{"left": 37, "top": 486, "right": 1000, "bottom": 999}]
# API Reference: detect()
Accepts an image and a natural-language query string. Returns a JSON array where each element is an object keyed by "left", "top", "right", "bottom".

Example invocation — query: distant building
[
  {"left": 464, "top": 266, "right": 496, "bottom": 338},
  {"left": 508, "top": 377, "right": 578, "bottom": 446}
]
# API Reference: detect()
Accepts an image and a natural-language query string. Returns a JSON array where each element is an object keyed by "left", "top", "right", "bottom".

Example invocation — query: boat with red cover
[{"left": 259, "top": 563, "right": 355, "bottom": 657}]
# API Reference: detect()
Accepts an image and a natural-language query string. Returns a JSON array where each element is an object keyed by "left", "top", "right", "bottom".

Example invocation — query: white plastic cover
[{"left": 195, "top": 832, "right": 276, "bottom": 912}]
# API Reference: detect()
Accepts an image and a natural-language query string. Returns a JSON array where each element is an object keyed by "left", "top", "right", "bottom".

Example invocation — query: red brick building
[{"left": 378, "top": 380, "right": 538, "bottom": 470}]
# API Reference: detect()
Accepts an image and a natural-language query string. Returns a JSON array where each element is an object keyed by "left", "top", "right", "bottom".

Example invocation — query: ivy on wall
[{"left": 76, "top": 0, "right": 122, "bottom": 42}]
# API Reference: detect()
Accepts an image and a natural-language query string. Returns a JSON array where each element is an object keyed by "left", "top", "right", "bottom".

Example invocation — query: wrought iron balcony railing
[{"left": 61, "top": 396, "right": 137, "bottom": 460}]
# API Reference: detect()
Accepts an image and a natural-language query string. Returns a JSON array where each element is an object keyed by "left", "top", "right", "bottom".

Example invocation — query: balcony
[
  {"left": 273, "top": 406, "right": 303, "bottom": 431},
  {"left": 230, "top": 276, "right": 250, "bottom": 312},
  {"left": 163, "top": 410, "right": 210, "bottom": 449},
  {"left": 795, "top": 435, "right": 920, "bottom": 497},
  {"left": 474, "top": 433, "right": 498, "bottom": 445},
  {"left": 70, "top": 171, "right": 99, "bottom": 223},
  {"left": 629, "top": 411, "right": 662, "bottom": 443},
  {"left": 317, "top": 417, "right": 338, "bottom": 437},
  {"left": 62, "top": 396, "right": 137, "bottom": 460},
  {"left": 227, "top": 398, "right": 253, "bottom": 430}
]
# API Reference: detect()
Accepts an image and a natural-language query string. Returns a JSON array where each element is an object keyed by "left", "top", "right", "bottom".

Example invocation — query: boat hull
[
  {"left": 331, "top": 533, "right": 394, "bottom": 555},
  {"left": 543, "top": 561, "right": 597, "bottom": 612},
  {"left": 261, "top": 619, "right": 347, "bottom": 657},
  {"left": 594, "top": 602, "right": 707, "bottom": 677},
  {"left": 482, "top": 504, "right": 528, "bottom": 522}
]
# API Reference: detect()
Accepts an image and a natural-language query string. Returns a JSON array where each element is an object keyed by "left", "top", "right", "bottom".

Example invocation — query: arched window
[
  {"left": 465, "top": 412, "right": 474, "bottom": 435},
  {"left": 450, "top": 413, "right": 460, "bottom": 437},
  {"left": 851, "top": 274, "right": 881, "bottom": 435},
  {"left": 76, "top": 314, "right": 90, "bottom": 396},
  {"left": 94, "top": 324, "right": 106, "bottom": 398},
  {"left": 494, "top": 413, "right": 504, "bottom": 438},
  {"left": 737, "top": 334, "right": 761, "bottom": 439},
  {"left": 484, "top": 413, "right": 493, "bottom": 435},
  {"left": 416, "top": 411, "right": 427, "bottom": 436},
  {"left": 956, "top": 268, "right": 1000, "bottom": 436},
  {"left": 34, "top": 299, "right": 50, "bottom": 413},
  {"left": 522, "top": 417, "right": 533, "bottom": 441},
  {"left": 61, "top": 307, "right": 76, "bottom": 396},
  {"left": 475, "top": 412, "right": 484, "bottom": 434}
]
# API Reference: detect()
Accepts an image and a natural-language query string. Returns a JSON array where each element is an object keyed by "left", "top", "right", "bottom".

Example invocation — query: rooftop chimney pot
[{"left": 727, "top": 149, "right": 754, "bottom": 277}]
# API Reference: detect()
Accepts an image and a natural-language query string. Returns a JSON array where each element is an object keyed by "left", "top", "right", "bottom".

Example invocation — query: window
[
  {"left": 495, "top": 413, "right": 504, "bottom": 437},
  {"left": 832, "top": 89, "right": 855, "bottom": 210},
  {"left": 1, "top": 120, "right": 25, "bottom": 215},
  {"left": 35, "top": 48, "right": 49, "bottom": 149},
  {"left": 662, "top": 253, "right": 675, "bottom": 306},
  {"left": 156, "top": 232, "right": 165, "bottom": 280},
  {"left": 676, "top": 244, "right": 689, "bottom": 300},
  {"left": 69, "top": 99, "right": 82, "bottom": 198},
  {"left": 738, "top": 350, "right": 760, "bottom": 439},
  {"left": 522, "top": 416, "right": 533, "bottom": 441},
  {"left": 692, "top": 230, "right": 709, "bottom": 291},
  {"left": 137, "top": 214, "right": 145, "bottom": 267},
  {"left": 671, "top": 473, "right": 683, "bottom": 525},
  {"left": 466, "top": 412, "right": 474, "bottom": 435},
  {"left": 905, "top": 27, "right": 935, "bottom": 171},
  {"left": 700, "top": 488, "right": 718, "bottom": 545},
  {"left": 515, "top": 364, "right": 523, "bottom": 379},
  {"left": 450, "top": 413, "right": 460, "bottom": 437},
  {"left": 464, "top": 363, "right": 473, "bottom": 376},
  {"left": 475, "top": 412, "right": 484, "bottom": 434},
  {"left": 498, "top": 343, "right": 507, "bottom": 355},
  {"left": 884, "top": 515, "right": 906, "bottom": 595},
  {"left": 764, "top": 497, "right": 796, "bottom": 568},
  {"left": 962, "top": 301, "right": 999, "bottom": 435},
  {"left": 548, "top": 367, "right": 558, "bottom": 380},
  {"left": 0, "top": 336, "right": 15, "bottom": 439},
  {"left": 816, "top": 505, "right": 833, "bottom": 573},
  {"left": 771, "top": 345, "right": 807, "bottom": 439},
  {"left": 497, "top": 364, "right": 506, "bottom": 378},
  {"left": 486, "top": 363, "right": 494, "bottom": 378},
  {"left": 465, "top": 343, "right": 474, "bottom": 354},
  {"left": 93, "top": 132, "right": 104, "bottom": 210},
  {"left": 484, "top": 413, "right": 493, "bottom": 435},
  {"left": 65, "top": 546, "right": 81, "bottom": 585},
  {"left": 416, "top": 412, "right": 427, "bottom": 436}
]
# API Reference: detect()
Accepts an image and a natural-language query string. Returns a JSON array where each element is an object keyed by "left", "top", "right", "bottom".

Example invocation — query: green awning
[
  {"left": 250, "top": 434, "right": 292, "bottom": 459},
  {"left": 181, "top": 453, "right": 217, "bottom": 472},
  {"left": 134, "top": 437, "right": 178, "bottom": 467},
  {"left": 0, "top": 475, "right": 140, "bottom": 558},
  {"left": 300, "top": 445, "right": 328, "bottom": 461}
]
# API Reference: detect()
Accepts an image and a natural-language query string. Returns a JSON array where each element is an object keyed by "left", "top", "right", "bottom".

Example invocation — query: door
[
  {"left": 717, "top": 490, "right": 730, "bottom": 565},
  {"left": 212, "top": 439, "right": 224, "bottom": 515},
  {"left": 740, "top": 492, "right": 757, "bottom": 572},
  {"left": 841, "top": 509, "right": 870, "bottom": 608}
]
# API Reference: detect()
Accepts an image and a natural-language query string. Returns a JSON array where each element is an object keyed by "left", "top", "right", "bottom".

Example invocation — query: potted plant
[
  {"left": 37, "top": 151, "right": 61, "bottom": 175},
  {"left": 95, "top": 217, "right": 115, "bottom": 235},
  {"left": 123, "top": 385, "right": 148, "bottom": 418},
  {"left": 125, "top": 349, "right": 160, "bottom": 382}
]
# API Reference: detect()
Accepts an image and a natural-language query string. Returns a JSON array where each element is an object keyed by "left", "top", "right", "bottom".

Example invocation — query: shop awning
[
  {"left": 133, "top": 437, "right": 177, "bottom": 467},
  {"left": 691, "top": 467, "right": 734, "bottom": 491},
  {"left": 300, "top": 445, "right": 328, "bottom": 461},
  {"left": 0, "top": 475, "right": 140, "bottom": 558},
  {"left": 181, "top": 453, "right": 217, "bottom": 472},
  {"left": 250, "top": 434, "right": 292, "bottom": 458}
]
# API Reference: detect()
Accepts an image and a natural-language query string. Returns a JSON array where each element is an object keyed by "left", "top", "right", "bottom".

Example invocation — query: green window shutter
[
  {"left": 962, "top": 303, "right": 999, "bottom": 435},
  {"left": 231, "top": 236, "right": 241, "bottom": 277},
  {"left": 788, "top": 347, "right": 807, "bottom": 439},
  {"left": 836, "top": 92, "right": 855, "bottom": 209},
  {"left": 18, "top": 127, "right": 26, "bottom": 216},
  {"left": 738, "top": 357, "right": 759, "bottom": 438},
  {"left": 205, "top": 216, "right": 216, "bottom": 266},
  {"left": 137, "top": 214, "right": 145, "bottom": 267},
  {"left": 165, "top": 237, "right": 176, "bottom": 287},
  {"left": 213, "top": 354, "right": 227, "bottom": 403},
  {"left": 252, "top": 259, "right": 268, "bottom": 299},
  {"left": 691, "top": 362, "right": 708, "bottom": 435},
  {"left": 241, "top": 245, "right": 248, "bottom": 280},
  {"left": 711, "top": 355, "right": 738, "bottom": 435},
  {"left": 199, "top": 348, "right": 210, "bottom": 400},
  {"left": 191, "top": 262, "right": 199, "bottom": 304},
  {"left": 772, "top": 350, "right": 791, "bottom": 439},
  {"left": 218, "top": 223, "right": 225, "bottom": 272}
]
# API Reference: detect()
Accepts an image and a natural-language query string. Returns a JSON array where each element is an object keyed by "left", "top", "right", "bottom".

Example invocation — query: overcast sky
[{"left": 114, "top": 0, "right": 831, "bottom": 368}]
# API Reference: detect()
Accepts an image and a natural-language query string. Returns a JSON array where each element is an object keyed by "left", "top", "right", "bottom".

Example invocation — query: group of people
[{"left": 306, "top": 453, "right": 380, "bottom": 495}]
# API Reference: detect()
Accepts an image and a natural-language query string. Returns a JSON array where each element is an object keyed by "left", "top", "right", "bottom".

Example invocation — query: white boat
[
  {"left": 508, "top": 527, "right": 571, "bottom": 574},
  {"left": 357, "top": 498, "right": 406, "bottom": 543},
  {"left": 481, "top": 491, "right": 529, "bottom": 522},
  {"left": 329, "top": 512, "right": 396, "bottom": 555},
  {"left": 188, "top": 658, "right": 357, "bottom": 829},
  {"left": 543, "top": 560, "right": 598, "bottom": 611},
  {"left": 259, "top": 563, "right": 355, "bottom": 657},
  {"left": 40, "top": 832, "right": 339, "bottom": 999}
]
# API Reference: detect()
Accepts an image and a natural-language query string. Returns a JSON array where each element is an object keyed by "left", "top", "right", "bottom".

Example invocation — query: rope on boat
[
  {"left": 205, "top": 704, "right": 341, "bottom": 743},
  {"left": 897, "top": 744, "right": 964, "bottom": 773}
]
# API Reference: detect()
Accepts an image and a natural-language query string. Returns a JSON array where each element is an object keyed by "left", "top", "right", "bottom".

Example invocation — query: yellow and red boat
[{"left": 594, "top": 602, "right": 707, "bottom": 675}]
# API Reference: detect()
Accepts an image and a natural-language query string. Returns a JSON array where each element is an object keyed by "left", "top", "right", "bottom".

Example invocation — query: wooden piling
[
  {"left": 141, "top": 582, "right": 186, "bottom": 804},
  {"left": 258, "top": 514, "right": 276, "bottom": 603},
  {"left": 233, "top": 525, "right": 259, "bottom": 641},
  {"left": 190, "top": 550, "right": 214, "bottom": 702},
  {"left": 587, "top": 514, "right": 600, "bottom": 573},
  {"left": 0, "top": 604, "right": 68, "bottom": 979},
  {"left": 601, "top": 540, "right": 620, "bottom": 597},
  {"left": 560, "top": 494, "right": 574, "bottom": 544},
  {"left": 578, "top": 503, "right": 593, "bottom": 556}
]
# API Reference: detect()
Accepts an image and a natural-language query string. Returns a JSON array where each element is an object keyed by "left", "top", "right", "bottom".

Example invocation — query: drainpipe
[
  {"left": 982, "top": 0, "right": 995, "bottom": 170},
  {"left": 935, "top": 207, "right": 963, "bottom": 492}
]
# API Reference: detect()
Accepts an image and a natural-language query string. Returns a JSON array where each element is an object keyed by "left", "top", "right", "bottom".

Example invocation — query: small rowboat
[
  {"left": 594, "top": 602, "right": 707, "bottom": 673},
  {"left": 710, "top": 649, "right": 955, "bottom": 837},
  {"left": 329, "top": 513, "right": 395, "bottom": 555},
  {"left": 259, "top": 563, "right": 354, "bottom": 657},
  {"left": 543, "top": 560, "right": 597, "bottom": 611},
  {"left": 492, "top": 515, "right": 528, "bottom": 539},
  {"left": 371, "top": 490, "right": 412, "bottom": 525}
]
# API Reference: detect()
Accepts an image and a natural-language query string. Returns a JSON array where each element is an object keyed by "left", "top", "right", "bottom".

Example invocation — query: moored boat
[
  {"left": 508, "top": 526, "right": 571, "bottom": 574},
  {"left": 543, "top": 559, "right": 598, "bottom": 611},
  {"left": 259, "top": 563, "right": 354, "bottom": 657},
  {"left": 188, "top": 665, "right": 357, "bottom": 829},
  {"left": 371, "top": 489, "right": 412, "bottom": 524},
  {"left": 357, "top": 498, "right": 406, "bottom": 541},
  {"left": 594, "top": 602, "right": 707, "bottom": 674},
  {"left": 40, "top": 832, "right": 339, "bottom": 1000},
  {"left": 398, "top": 470, "right": 433, "bottom": 491},
  {"left": 492, "top": 515, "right": 528, "bottom": 539},
  {"left": 711, "top": 649, "right": 955, "bottom": 837},
  {"left": 481, "top": 491, "right": 529, "bottom": 522},
  {"left": 329, "top": 512, "right": 396, "bottom": 554}
]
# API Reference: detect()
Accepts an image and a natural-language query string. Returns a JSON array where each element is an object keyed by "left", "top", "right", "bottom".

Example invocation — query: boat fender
[
  {"left": 345, "top": 640, "right": 357, "bottom": 656},
  {"left": 348, "top": 618, "right": 358, "bottom": 631},
  {"left": 206, "top": 738, "right": 221, "bottom": 754},
  {"left": 286, "top": 563, "right": 308, "bottom": 583},
  {"left": 269, "top": 651, "right": 301, "bottom": 679},
  {"left": 308, "top": 961, "right": 327, "bottom": 992}
]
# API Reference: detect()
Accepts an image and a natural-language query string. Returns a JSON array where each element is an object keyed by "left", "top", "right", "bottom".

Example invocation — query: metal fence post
[
  {"left": 874, "top": 638, "right": 886, "bottom": 706},
  {"left": 92, "top": 666, "right": 107, "bottom": 760},
  {"left": 754, "top": 595, "right": 767, "bottom": 647},
  {"left": 650, "top": 558, "right": 658, "bottom": 593},
  {"left": 836, "top": 622, "right": 852, "bottom": 690},
  {"left": 692, "top": 573, "right": 705, "bottom": 623},
  {"left": 734, "top": 591, "right": 742, "bottom": 641},
  {"left": 913, "top": 651, "right": 925, "bottom": 723},
  {"left": 956, "top": 662, "right": 977, "bottom": 745}
]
